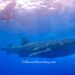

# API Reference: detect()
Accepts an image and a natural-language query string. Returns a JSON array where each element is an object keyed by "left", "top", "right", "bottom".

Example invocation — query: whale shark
[{"left": 0, "top": 39, "right": 75, "bottom": 58}]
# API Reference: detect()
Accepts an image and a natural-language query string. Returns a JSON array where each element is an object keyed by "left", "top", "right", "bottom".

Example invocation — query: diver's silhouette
[{"left": 0, "top": 0, "right": 16, "bottom": 21}]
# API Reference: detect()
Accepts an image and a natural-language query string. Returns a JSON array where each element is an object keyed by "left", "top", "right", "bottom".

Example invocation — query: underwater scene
[{"left": 0, "top": 0, "right": 75, "bottom": 75}]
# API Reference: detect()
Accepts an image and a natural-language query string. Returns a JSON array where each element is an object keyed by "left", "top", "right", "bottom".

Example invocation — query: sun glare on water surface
[{"left": 0, "top": 0, "right": 75, "bottom": 13}]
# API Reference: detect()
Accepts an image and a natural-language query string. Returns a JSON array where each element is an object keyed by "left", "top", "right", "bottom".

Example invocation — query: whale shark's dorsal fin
[
  {"left": 7, "top": 44, "right": 13, "bottom": 48},
  {"left": 6, "top": 43, "right": 13, "bottom": 55},
  {"left": 21, "top": 37, "right": 30, "bottom": 46}
]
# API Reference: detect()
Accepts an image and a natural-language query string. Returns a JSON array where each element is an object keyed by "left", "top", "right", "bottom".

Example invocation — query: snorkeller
[{"left": 0, "top": 0, "right": 16, "bottom": 21}]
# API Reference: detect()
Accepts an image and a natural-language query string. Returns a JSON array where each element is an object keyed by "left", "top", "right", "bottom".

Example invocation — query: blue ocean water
[
  {"left": 0, "top": 19, "right": 75, "bottom": 75},
  {"left": 0, "top": 0, "right": 75, "bottom": 74},
  {"left": 0, "top": 51, "right": 75, "bottom": 75},
  {"left": 0, "top": 28, "right": 75, "bottom": 75}
]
